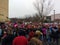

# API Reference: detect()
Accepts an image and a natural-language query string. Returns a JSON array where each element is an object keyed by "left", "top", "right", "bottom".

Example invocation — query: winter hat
[
  {"left": 18, "top": 29, "right": 26, "bottom": 36},
  {"left": 35, "top": 30, "right": 42, "bottom": 35}
]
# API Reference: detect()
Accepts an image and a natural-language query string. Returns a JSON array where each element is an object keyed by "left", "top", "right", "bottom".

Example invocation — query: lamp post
[{"left": 54, "top": 10, "right": 55, "bottom": 22}]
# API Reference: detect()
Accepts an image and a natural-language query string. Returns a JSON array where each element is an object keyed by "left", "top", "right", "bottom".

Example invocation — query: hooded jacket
[{"left": 12, "top": 36, "right": 28, "bottom": 45}]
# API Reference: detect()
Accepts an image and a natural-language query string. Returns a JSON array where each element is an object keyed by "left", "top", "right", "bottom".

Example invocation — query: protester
[
  {"left": 0, "top": 22, "right": 60, "bottom": 45},
  {"left": 12, "top": 30, "right": 28, "bottom": 45},
  {"left": 28, "top": 30, "right": 34, "bottom": 41},
  {"left": 29, "top": 30, "right": 43, "bottom": 45},
  {"left": 42, "top": 26, "right": 47, "bottom": 41},
  {"left": 0, "top": 26, "right": 2, "bottom": 42},
  {"left": 1, "top": 27, "right": 15, "bottom": 45}
]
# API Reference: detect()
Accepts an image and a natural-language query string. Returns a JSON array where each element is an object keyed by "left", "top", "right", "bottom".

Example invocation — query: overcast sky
[{"left": 9, "top": 0, "right": 60, "bottom": 18}]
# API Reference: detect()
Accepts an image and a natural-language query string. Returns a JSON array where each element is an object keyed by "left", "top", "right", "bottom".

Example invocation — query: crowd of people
[{"left": 0, "top": 22, "right": 60, "bottom": 45}]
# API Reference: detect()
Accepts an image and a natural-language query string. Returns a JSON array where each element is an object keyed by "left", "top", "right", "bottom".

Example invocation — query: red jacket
[
  {"left": 28, "top": 31, "right": 34, "bottom": 41},
  {"left": 12, "top": 36, "right": 28, "bottom": 45}
]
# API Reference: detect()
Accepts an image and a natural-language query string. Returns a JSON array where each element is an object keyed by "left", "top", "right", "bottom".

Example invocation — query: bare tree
[{"left": 33, "top": 0, "right": 54, "bottom": 23}]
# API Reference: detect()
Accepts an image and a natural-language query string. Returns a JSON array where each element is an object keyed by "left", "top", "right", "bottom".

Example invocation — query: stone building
[{"left": 0, "top": 0, "right": 8, "bottom": 22}]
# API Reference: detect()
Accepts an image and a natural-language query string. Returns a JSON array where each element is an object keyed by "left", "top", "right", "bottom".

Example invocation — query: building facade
[
  {"left": 51, "top": 14, "right": 60, "bottom": 21},
  {"left": 0, "top": 0, "right": 8, "bottom": 22}
]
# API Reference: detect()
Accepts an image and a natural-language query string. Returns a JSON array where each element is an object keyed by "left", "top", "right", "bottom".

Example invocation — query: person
[
  {"left": 28, "top": 30, "right": 34, "bottom": 41},
  {"left": 2, "top": 27, "right": 15, "bottom": 45},
  {"left": 51, "top": 26, "right": 58, "bottom": 43},
  {"left": 42, "top": 26, "right": 47, "bottom": 41},
  {"left": 0, "top": 26, "right": 2, "bottom": 42},
  {"left": 12, "top": 30, "right": 28, "bottom": 45},
  {"left": 29, "top": 30, "right": 43, "bottom": 45},
  {"left": 55, "top": 25, "right": 60, "bottom": 45}
]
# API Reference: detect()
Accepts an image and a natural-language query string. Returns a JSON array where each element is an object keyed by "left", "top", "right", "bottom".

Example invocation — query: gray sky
[{"left": 9, "top": 0, "right": 60, "bottom": 18}]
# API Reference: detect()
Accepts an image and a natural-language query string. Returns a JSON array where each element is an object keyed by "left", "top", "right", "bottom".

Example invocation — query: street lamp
[{"left": 54, "top": 10, "right": 55, "bottom": 22}]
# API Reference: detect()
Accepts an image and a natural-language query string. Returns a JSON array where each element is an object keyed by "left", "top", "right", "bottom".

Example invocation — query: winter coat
[
  {"left": 2, "top": 34, "right": 15, "bottom": 45},
  {"left": 28, "top": 31, "right": 34, "bottom": 41},
  {"left": 42, "top": 28, "right": 47, "bottom": 35},
  {"left": 29, "top": 37, "right": 43, "bottom": 45}
]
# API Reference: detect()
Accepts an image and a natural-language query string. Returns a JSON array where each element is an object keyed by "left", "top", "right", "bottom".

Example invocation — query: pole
[{"left": 54, "top": 10, "right": 55, "bottom": 22}]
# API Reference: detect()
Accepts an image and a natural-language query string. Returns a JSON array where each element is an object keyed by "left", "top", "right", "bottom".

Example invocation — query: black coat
[{"left": 2, "top": 34, "right": 15, "bottom": 45}]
